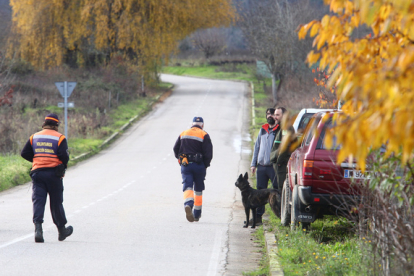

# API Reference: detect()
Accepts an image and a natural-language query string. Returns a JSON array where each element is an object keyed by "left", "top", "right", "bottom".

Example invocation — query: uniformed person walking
[
  {"left": 21, "top": 113, "right": 73, "bottom": 242},
  {"left": 173, "top": 117, "right": 213, "bottom": 222}
]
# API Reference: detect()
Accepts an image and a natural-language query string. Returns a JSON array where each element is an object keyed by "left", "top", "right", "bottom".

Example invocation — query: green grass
[
  {"left": 67, "top": 138, "right": 103, "bottom": 158},
  {"left": 163, "top": 64, "right": 253, "bottom": 81},
  {"left": 265, "top": 205, "right": 373, "bottom": 276},
  {"left": 109, "top": 97, "right": 153, "bottom": 128},
  {"left": 0, "top": 155, "right": 32, "bottom": 191}
]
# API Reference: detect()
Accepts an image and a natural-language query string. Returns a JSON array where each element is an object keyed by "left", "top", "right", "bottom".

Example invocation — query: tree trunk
[
  {"left": 272, "top": 73, "right": 283, "bottom": 104},
  {"left": 272, "top": 74, "right": 277, "bottom": 104}
]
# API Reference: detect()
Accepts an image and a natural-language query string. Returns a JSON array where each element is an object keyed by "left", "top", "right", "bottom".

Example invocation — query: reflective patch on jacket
[{"left": 30, "top": 129, "right": 64, "bottom": 171}]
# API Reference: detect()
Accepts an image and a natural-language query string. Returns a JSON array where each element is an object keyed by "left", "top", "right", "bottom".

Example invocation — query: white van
[{"left": 292, "top": 108, "right": 335, "bottom": 132}]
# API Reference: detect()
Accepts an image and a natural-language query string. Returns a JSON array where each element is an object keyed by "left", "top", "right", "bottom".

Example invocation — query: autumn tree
[
  {"left": 311, "top": 67, "right": 338, "bottom": 108},
  {"left": 299, "top": 2, "right": 414, "bottom": 274},
  {"left": 8, "top": 0, "right": 235, "bottom": 70},
  {"left": 238, "top": 0, "right": 326, "bottom": 103},
  {"left": 299, "top": 0, "right": 414, "bottom": 167}
]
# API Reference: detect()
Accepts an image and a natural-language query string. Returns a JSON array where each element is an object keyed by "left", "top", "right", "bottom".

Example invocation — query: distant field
[{"left": 163, "top": 64, "right": 253, "bottom": 81}]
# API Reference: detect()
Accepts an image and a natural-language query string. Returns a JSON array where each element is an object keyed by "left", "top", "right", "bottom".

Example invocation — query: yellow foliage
[
  {"left": 8, "top": 0, "right": 235, "bottom": 70},
  {"left": 299, "top": 0, "right": 414, "bottom": 168}
]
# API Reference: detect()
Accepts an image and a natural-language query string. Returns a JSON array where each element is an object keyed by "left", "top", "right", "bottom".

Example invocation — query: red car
[{"left": 280, "top": 111, "right": 363, "bottom": 229}]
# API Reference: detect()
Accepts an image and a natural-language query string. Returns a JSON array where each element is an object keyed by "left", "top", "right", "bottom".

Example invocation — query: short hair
[
  {"left": 275, "top": 106, "right": 287, "bottom": 114},
  {"left": 266, "top": 108, "right": 275, "bottom": 115},
  {"left": 192, "top": 122, "right": 204, "bottom": 128}
]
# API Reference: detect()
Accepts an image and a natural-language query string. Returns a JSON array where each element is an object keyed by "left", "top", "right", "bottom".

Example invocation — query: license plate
[{"left": 344, "top": 169, "right": 367, "bottom": 179}]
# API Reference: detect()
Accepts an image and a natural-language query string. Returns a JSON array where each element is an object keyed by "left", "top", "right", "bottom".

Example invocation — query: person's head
[
  {"left": 274, "top": 106, "right": 287, "bottom": 125},
  {"left": 265, "top": 108, "right": 276, "bottom": 125},
  {"left": 192, "top": 117, "right": 204, "bottom": 129},
  {"left": 42, "top": 113, "right": 60, "bottom": 130}
]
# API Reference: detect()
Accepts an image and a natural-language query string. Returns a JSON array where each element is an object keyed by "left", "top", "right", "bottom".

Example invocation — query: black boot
[
  {"left": 58, "top": 225, "right": 73, "bottom": 241},
  {"left": 34, "top": 223, "right": 44, "bottom": 243}
]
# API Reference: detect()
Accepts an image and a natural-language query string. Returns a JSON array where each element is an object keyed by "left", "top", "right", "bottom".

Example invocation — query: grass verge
[
  {"left": 0, "top": 155, "right": 32, "bottom": 191},
  {"left": 264, "top": 205, "right": 373, "bottom": 275}
]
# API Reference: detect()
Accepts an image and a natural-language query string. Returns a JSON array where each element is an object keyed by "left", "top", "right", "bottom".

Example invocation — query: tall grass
[
  {"left": 0, "top": 155, "right": 31, "bottom": 190},
  {"left": 266, "top": 207, "right": 374, "bottom": 276}
]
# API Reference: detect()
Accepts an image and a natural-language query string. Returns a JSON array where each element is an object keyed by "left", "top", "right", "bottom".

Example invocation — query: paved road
[{"left": 0, "top": 74, "right": 260, "bottom": 275}]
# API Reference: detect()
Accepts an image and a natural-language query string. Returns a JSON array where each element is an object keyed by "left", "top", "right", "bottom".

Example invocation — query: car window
[
  {"left": 298, "top": 113, "right": 314, "bottom": 132},
  {"left": 318, "top": 120, "right": 342, "bottom": 150},
  {"left": 303, "top": 116, "right": 321, "bottom": 146}
]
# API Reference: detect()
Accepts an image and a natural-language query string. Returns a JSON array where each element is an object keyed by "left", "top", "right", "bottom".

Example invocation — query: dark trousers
[
  {"left": 256, "top": 165, "right": 277, "bottom": 217},
  {"left": 31, "top": 169, "right": 67, "bottom": 228},
  {"left": 273, "top": 163, "right": 288, "bottom": 191},
  {"left": 181, "top": 162, "right": 206, "bottom": 219}
]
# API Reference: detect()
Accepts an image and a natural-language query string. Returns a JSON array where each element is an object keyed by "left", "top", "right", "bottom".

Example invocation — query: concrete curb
[
  {"left": 71, "top": 92, "right": 165, "bottom": 162},
  {"left": 264, "top": 232, "right": 284, "bottom": 276}
]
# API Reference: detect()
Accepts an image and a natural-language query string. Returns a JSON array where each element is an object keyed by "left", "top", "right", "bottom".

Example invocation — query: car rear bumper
[{"left": 298, "top": 186, "right": 359, "bottom": 206}]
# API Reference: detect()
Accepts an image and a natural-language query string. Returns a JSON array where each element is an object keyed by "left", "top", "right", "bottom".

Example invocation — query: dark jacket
[
  {"left": 173, "top": 125, "right": 213, "bottom": 167},
  {"left": 270, "top": 125, "right": 295, "bottom": 171}
]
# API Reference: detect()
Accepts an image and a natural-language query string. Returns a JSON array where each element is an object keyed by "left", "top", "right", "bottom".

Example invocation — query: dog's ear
[
  {"left": 238, "top": 174, "right": 243, "bottom": 180},
  {"left": 244, "top": 172, "right": 248, "bottom": 180}
]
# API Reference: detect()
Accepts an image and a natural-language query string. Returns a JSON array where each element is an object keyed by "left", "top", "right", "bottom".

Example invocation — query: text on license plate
[{"left": 344, "top": 169, "right": 367, "bottom": 179}]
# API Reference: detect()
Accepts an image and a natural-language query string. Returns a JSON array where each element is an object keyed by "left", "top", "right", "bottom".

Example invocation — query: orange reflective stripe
[
  {"left": 58, "top": 135, "right": 65, "bottom": 146},
  {"left": 45, "top": 116, "right": 59, "bottom": 123},
  {"left": 180, "top": 128, "right": 207, "bottom": 140},
  {"left": 30, "top": 135, "right": 34, "bottom": 145},
  {"left": 183, "top": 190, "right": 194, "bottom": 200},
  {"left": 194, "top": 195, "right": 203, "bottom": 206}
]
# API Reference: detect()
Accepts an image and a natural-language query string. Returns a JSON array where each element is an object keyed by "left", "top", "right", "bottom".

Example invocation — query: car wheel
[
  {"left": 290, "top": 185, "right": 299, "bottom": 230},
  {"left": 291, "top": 185, "right": 312, "bottom": 231},
  {"left": 280, "top": 178, "right": 291, "bottom": 226}
]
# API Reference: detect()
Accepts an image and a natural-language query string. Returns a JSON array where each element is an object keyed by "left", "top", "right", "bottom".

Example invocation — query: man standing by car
[
  {"left": 250, "top": 108, "right": 278, "bottom": 224},
  {"left": 21, "top": 113, "right": 73, "bottom": 243},
  {"left": 173, "top": 117, "right": 213, "bottom": 223},
  {"left": 270, "top": 106, "right": 296, "bottom": 191}
]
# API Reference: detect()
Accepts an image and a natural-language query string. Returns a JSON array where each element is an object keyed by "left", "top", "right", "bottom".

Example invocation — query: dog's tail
[{"left": 269, "top": 191, "right": 281, "bottom": 219}]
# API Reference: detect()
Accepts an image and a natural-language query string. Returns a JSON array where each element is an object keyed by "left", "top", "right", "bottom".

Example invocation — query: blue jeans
[{"left": 256, "top": 165, "right": 277, "bottom": 217}]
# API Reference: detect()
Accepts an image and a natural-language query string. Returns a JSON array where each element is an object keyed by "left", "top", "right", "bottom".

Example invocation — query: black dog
[{"left": 235, "top": 172, "right": 281, "bottom": 228}]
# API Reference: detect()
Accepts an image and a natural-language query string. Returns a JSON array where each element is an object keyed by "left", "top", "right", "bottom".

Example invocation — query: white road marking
[
  {"left": 0, "top": 180, "right": 137, "bottom": 249},
  {"left": 0, "top": 234, "right": 33, "bottom": 249},
  {"left": 207, "top": 230, "right": 223, "bottom": 276}
]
